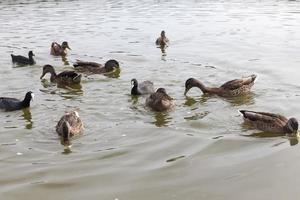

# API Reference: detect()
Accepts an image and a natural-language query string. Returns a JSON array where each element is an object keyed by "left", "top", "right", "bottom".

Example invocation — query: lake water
[{"left": 1, "top": 0, "right": 300, "bottom": 199}]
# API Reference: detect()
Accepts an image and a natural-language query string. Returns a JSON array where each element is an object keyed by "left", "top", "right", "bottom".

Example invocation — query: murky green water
[{"left": 1, "top": 0, "right": 300, "bottom": 199}]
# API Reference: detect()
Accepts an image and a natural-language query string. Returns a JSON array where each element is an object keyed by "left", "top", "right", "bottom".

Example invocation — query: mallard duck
[
  {"left": 131, "top": 78, "right": 155, "bottom": 95},
  {"left": 184, "top": 74, "right": 257, "bottom": 97},
  {"left": 239, "top": 110, "right": 298, "bottom": 135},
  {"left": 50, "top": 41, "right": 71, "bottom": 56},
  {"left": 56, "top": 111, "right": 84, "bottom": 146},
  {"left": 73, "top": 59, "right": 119, "bottom": 74},
  {"left": 155, "top": 30, "right": 169, "bottom": 46},
  {"left": 40, "top": 64, "right": 81, "bottom": 84},
  {"left": 11, "top": 51, "right": 35, "bottom": 65},
  {"left": 146, "top": 88, "right": 175, "bottom": 112},
  {"left": 0, "top": 91, "right": 34, "bottom": 111}
]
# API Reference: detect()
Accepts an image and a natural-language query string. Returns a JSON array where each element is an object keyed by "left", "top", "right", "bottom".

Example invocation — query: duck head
[
  {"left": 105, "top": 59, "right": 120, "bottom": 72},
  {"left": 62, "top": 41, "right": 71, "bottom": 50},
  {"left": 22, "top": 91, "right": 34, "bottom": 107},
  {"left": 40, "top": 65, "right": 55, "bottom": 79},
  {"left": 161, "top": 30, "right": 166, "bottom": 38},
  {"left": 157, "top": 88, "right": 167, "bottom": 94},
  {"left": 131, "top": 78, "right": 138, "bottom": 87},
  {"left": 286, "top": 118, "right": 299, "bottom": 135},
  {"left": 184, "top": 78, "right": 197, "bottom": 95},
  {"left": 28, "top": 51, "right": 35, "bottom": 58}
]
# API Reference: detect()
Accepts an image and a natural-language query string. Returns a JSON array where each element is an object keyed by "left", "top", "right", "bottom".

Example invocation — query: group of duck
[{"left": 2, "top": 30, "right": 298, "bottom": 146}]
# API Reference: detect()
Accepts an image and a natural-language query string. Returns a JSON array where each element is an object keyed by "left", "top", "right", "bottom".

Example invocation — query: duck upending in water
[
  {"left": 40, "top": 64, "right": 81, "bottom": 84},
  {"left": 73, "top": 59, "right": 119, "bottom": 74},
  {"left": 146, "top": 88, "right": 175, "bottom": 112},
  {"left": 184, "top": 74, "right": 257, "bottom": 97},
  {"left": 50, "top": 41, "right": 71, "bottom": 56},
  {"left": 131, "top": 78, "right": 155, "bottom": 95},
  {"left": 0, "top": 91, "right": 34, "bottom": 111},
  {"left": 239, "top": 110, "right": 298, "bottom": 135},
  {"left": 56, "top": 111, "right": 84, "bottom": 146},
  {"left": 155, "top": 30, "right": 169, "bottom": 46},
  {"left": 11, "top": 51, "right": 35, "bottom": 65}
]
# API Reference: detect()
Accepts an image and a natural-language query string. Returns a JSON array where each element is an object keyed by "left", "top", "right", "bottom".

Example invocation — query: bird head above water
[
  {"left": 286, "top": 118, "right": 299, "bottom": 135},
  {"left": 62, "top": 41, "right": 71, "bottom": 50},
  {"left": 104, "top": 59, "right": 120, "bottom": 71}
]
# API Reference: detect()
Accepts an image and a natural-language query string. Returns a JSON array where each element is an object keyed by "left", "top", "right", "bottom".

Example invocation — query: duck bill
[{"left": 66, "top": 44, "right": 71, "bottom": 50}]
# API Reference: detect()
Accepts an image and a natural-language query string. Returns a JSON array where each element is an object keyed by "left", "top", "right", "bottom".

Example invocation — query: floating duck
[
  {"left": 50, "top": 41, "right": 71, "bottom": 56},
  {"left": 11, "top": 51, "right": 35, "bottom": 65},
  {"left": 184, "top": 74, "right": 257, "bottom": 97},
  {"left": 56, "top": 111, "right": 84, "bottom": 146},
  {"left": 131, "top": 78, "right": 155, "bottom": 95},
  {"left": 73, "top": 59, "right": 119, "bottom": 74},
  {"left": 239, "top": 110, "right": 298, "bottom": 135},
  {"left": 40, "top": 64, "right": 81, "bottom": 84},
  {"left": 156, "top": 30, "right": 169, "bottom": 46},
  {"left": 0, "top": 91, "right": 34, "bottom": 111},
  {"left": 146, "top": 88, "right": 174, "bottom": 112}
]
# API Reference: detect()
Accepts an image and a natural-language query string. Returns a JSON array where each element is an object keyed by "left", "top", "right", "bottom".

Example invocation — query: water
[{"left": 1, "top": 0, "right": 300, "bottom": 199}]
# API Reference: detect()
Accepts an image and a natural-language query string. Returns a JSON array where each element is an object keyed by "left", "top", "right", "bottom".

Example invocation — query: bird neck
[
  {"left": 131, "top": 85, "right": 141, "bottom": 95},
  {"left": 194, "top": 80, "right": 219, "bottom": 94},
  {"left": 21, "top": 95, "right": 31, "bottom": 108}
]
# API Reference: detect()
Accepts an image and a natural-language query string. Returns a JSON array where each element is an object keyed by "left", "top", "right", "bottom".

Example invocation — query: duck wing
[
  {"left": 73, "top": 60, "right": 102, "bottom": 68},
  {"left": 138, "top": 81, "right": 155, "bottom": 94},
  {"left": 11, "top": 54, "right": 30, "bottom": 64},
  {"left": 56, "top": 112, "right": 83, "bottom": 136},
  {"left": 51, "top": 42, "right": 62, "bottom": 55},
  {"left": 239, "top": 110, "right": 288, "bottom": 125},
  {"left": 0, "top": 97, "right": 21, "bottom": 111},
  {"left": 220, "top": 75, "right": 257, "bottom": 90}
]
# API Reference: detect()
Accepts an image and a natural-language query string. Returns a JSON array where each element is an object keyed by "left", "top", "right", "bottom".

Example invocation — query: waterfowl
[
  {"left": 184, "top": 74, "right": 257, "bottom": 97},
  {"left": 155, "top": 30, "right": 169, "bottom": 46},
  {"left": 56, "top": 111, "right": 84, "bottom": 146},
  {"left": 131, "top": 78, "right": 155, "bottom": 95},
  {"left": 146, "top": 88, "right": 174, "bottom": 112},
  {"left": 11, "top": 51, "right": 35, "bottom": 65},
  {"left": 40, "top": 64, "right": 81, "bottom": 84},
  {"left": 0, "top": 91, "right": 34, "bottom": 111},
  {"left": 50, "top": 41, "right": 71, "bottom": 56},
  {"left": 239, "top": 110, "right": 298, "bottom": 135},
  {"left": 73, "top": 59, "right": 119, "bottom": 74}
]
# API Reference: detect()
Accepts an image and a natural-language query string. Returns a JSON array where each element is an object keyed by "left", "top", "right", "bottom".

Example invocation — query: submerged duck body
[
  {"left": 146, "top": 88, "right": 174, "bottom": 112},
  {"left": 131, "top": 78, "right": 155, "bottom": 95},
  {"left": 184, "top": 74, "right": 257, "bottom": 97},
  {"left": 239, "top": 110, "right": 298, "bottom": 135},
  {"left": 56, "top": 111, "right": 84, "bottom": 146},
  {"left": 0, "top": 91, "right": 34, "bottom": 111},
  {"left": 11, "top": 51, "right": 35, "bottom": 65},
  {"left": 73, "top": 59, "right": 119, "bottom": 74},
  {"left": 40, "top": 65, "right": 81, "bottom": 84},
  {"left": 50, "top": 41, "right": 71, "bottom": 56}
]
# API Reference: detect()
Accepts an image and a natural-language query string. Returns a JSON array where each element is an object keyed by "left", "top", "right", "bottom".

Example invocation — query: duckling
[
  {"left": 11, "top": 51, "right": 35, "bottom": 65},
  {"left": 184, "top": 74, "right": 257, "bottom": 97},
  {"left": 131, "top": 78, "right": 155, "bottom": 95},
  {"left": 40, "top": 64, "right": 81, "bottom": 84},
  {"left": 146, "top": 88, "right": 175, "bottom": 112},
  {"left": 239, "top": 110, "right": 298, "bottom": 135},
  {"left": 155, "top": 30, "right": 169, "bottom": 46},
  {"left": 50, "top": 41, "right": 71, "bottom": 56},
  {"left": 56, "top": 111, "right": 84, "bottom": 146},
  {"left": 0, "top": 91, "right": 34, "bottom": 111},
  {"left": 73, "top": 59, "right": 119, "bottom": 74}
]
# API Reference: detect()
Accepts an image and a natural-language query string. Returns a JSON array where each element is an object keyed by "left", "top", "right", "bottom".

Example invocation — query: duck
[
  {"left": 11, "top": 51, "right": 35, "bottom": 65},
  {"left": 56, "top": 111, "right": 84, "bottom": 146},
  {"left": 131, "top": 78, "right": 155, "bottom": 95},
  {"left": 40, "top": 64, "right": 81, "bottom": 84},
  {"left": 73, "top": 59, "right": 119, "bottom": 74},
  {"left": 184, "top": 74, "right": 257, "bottom": 97},
  {"left": 146, "top": 88, "right": 175, "bottom": 112},
  {"left": 0, "top": 91, "right": 34, "bottom": 111},
  {"left": 239, "top": 110, "right": 298, "bottom": 135},
  {"left": 155, "top": 30, "right": 169, "bottom": 46},
  {"left": 50, "top": 41, "right": 71, "bottom": 56}
]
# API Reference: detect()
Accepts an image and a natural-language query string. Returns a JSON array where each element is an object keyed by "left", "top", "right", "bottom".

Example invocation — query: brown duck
[
  {"left": 50, "top": 41, "right": 71, "bottom": 56},
  {"left": 40, "top": 64, "right": 81, "bottom": 84},
  {"left": 56, "top": 111, "right": 84, "bottom": 146},
  {"left": 146, "top": 88, "right": 175, "bottom": 112},
  {"left": 73, "top": 59, "right": 119, "bottom": 74},
  {"left": 239, "top": 110, "right": 298, "bottom": 135},
  {"left": 155, "top": 30, "right": 169, "bottom": 46},
  {"left": 184, "top": 74, "right": 257, "bottom": 97}
]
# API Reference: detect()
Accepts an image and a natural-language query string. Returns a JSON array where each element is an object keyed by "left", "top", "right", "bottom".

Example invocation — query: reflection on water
[
  {"left": 223, "top": 92, "right": 256, "bottom": 106},
  {"left": 61, "top": 56, "right": 69, "bottom": 65},
  {"left": 151, "top": 111, "right": 172, "bottom": 127},
  {"left": 21, "top": 108, "right": 33, "bottom": 129},
  {"left": 103, "top": 68, "right": 121, "bottom": 79}
]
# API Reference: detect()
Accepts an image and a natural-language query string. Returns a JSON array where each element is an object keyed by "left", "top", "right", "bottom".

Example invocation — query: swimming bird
[
  {"left": 40, "top": 64, "right": 81, "bottom": 84},
  {"left": 184, "top": 74, "right": 257, "bottom": 97},
  {"left": 146, "top": 88, "right": 174, "bottom": 112},
  {"left": 73, "top": 59, "right": 119, "bottom": 74},
  {"left": 155, "top": 30, "right": 169, "bottom": 46},
  {"left": 239, "top": 110, "right": 298, "bottom": 135},
  {"left": 56, "top": 111, "right": 84, "bottom": 146},
  {"left": 131, "top": 78, "right": 155, "bottom": 95},
  {"left": 0, "top": 91, "right": 34, "bottom": 111},
  {"left": 50, "top": 41, "right": 71, "bottom": 56},
  {"left": 11, "top": 51, "right": 35, "bottom": 65}
]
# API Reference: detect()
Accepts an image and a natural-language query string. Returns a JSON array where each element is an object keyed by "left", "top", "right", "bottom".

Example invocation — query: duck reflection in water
[
  {"left": 152, "top": 111, "right": 172, "bottom": 127},
  {"left": 21, "top": 108, "right": 33, "bottom": 129}
]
